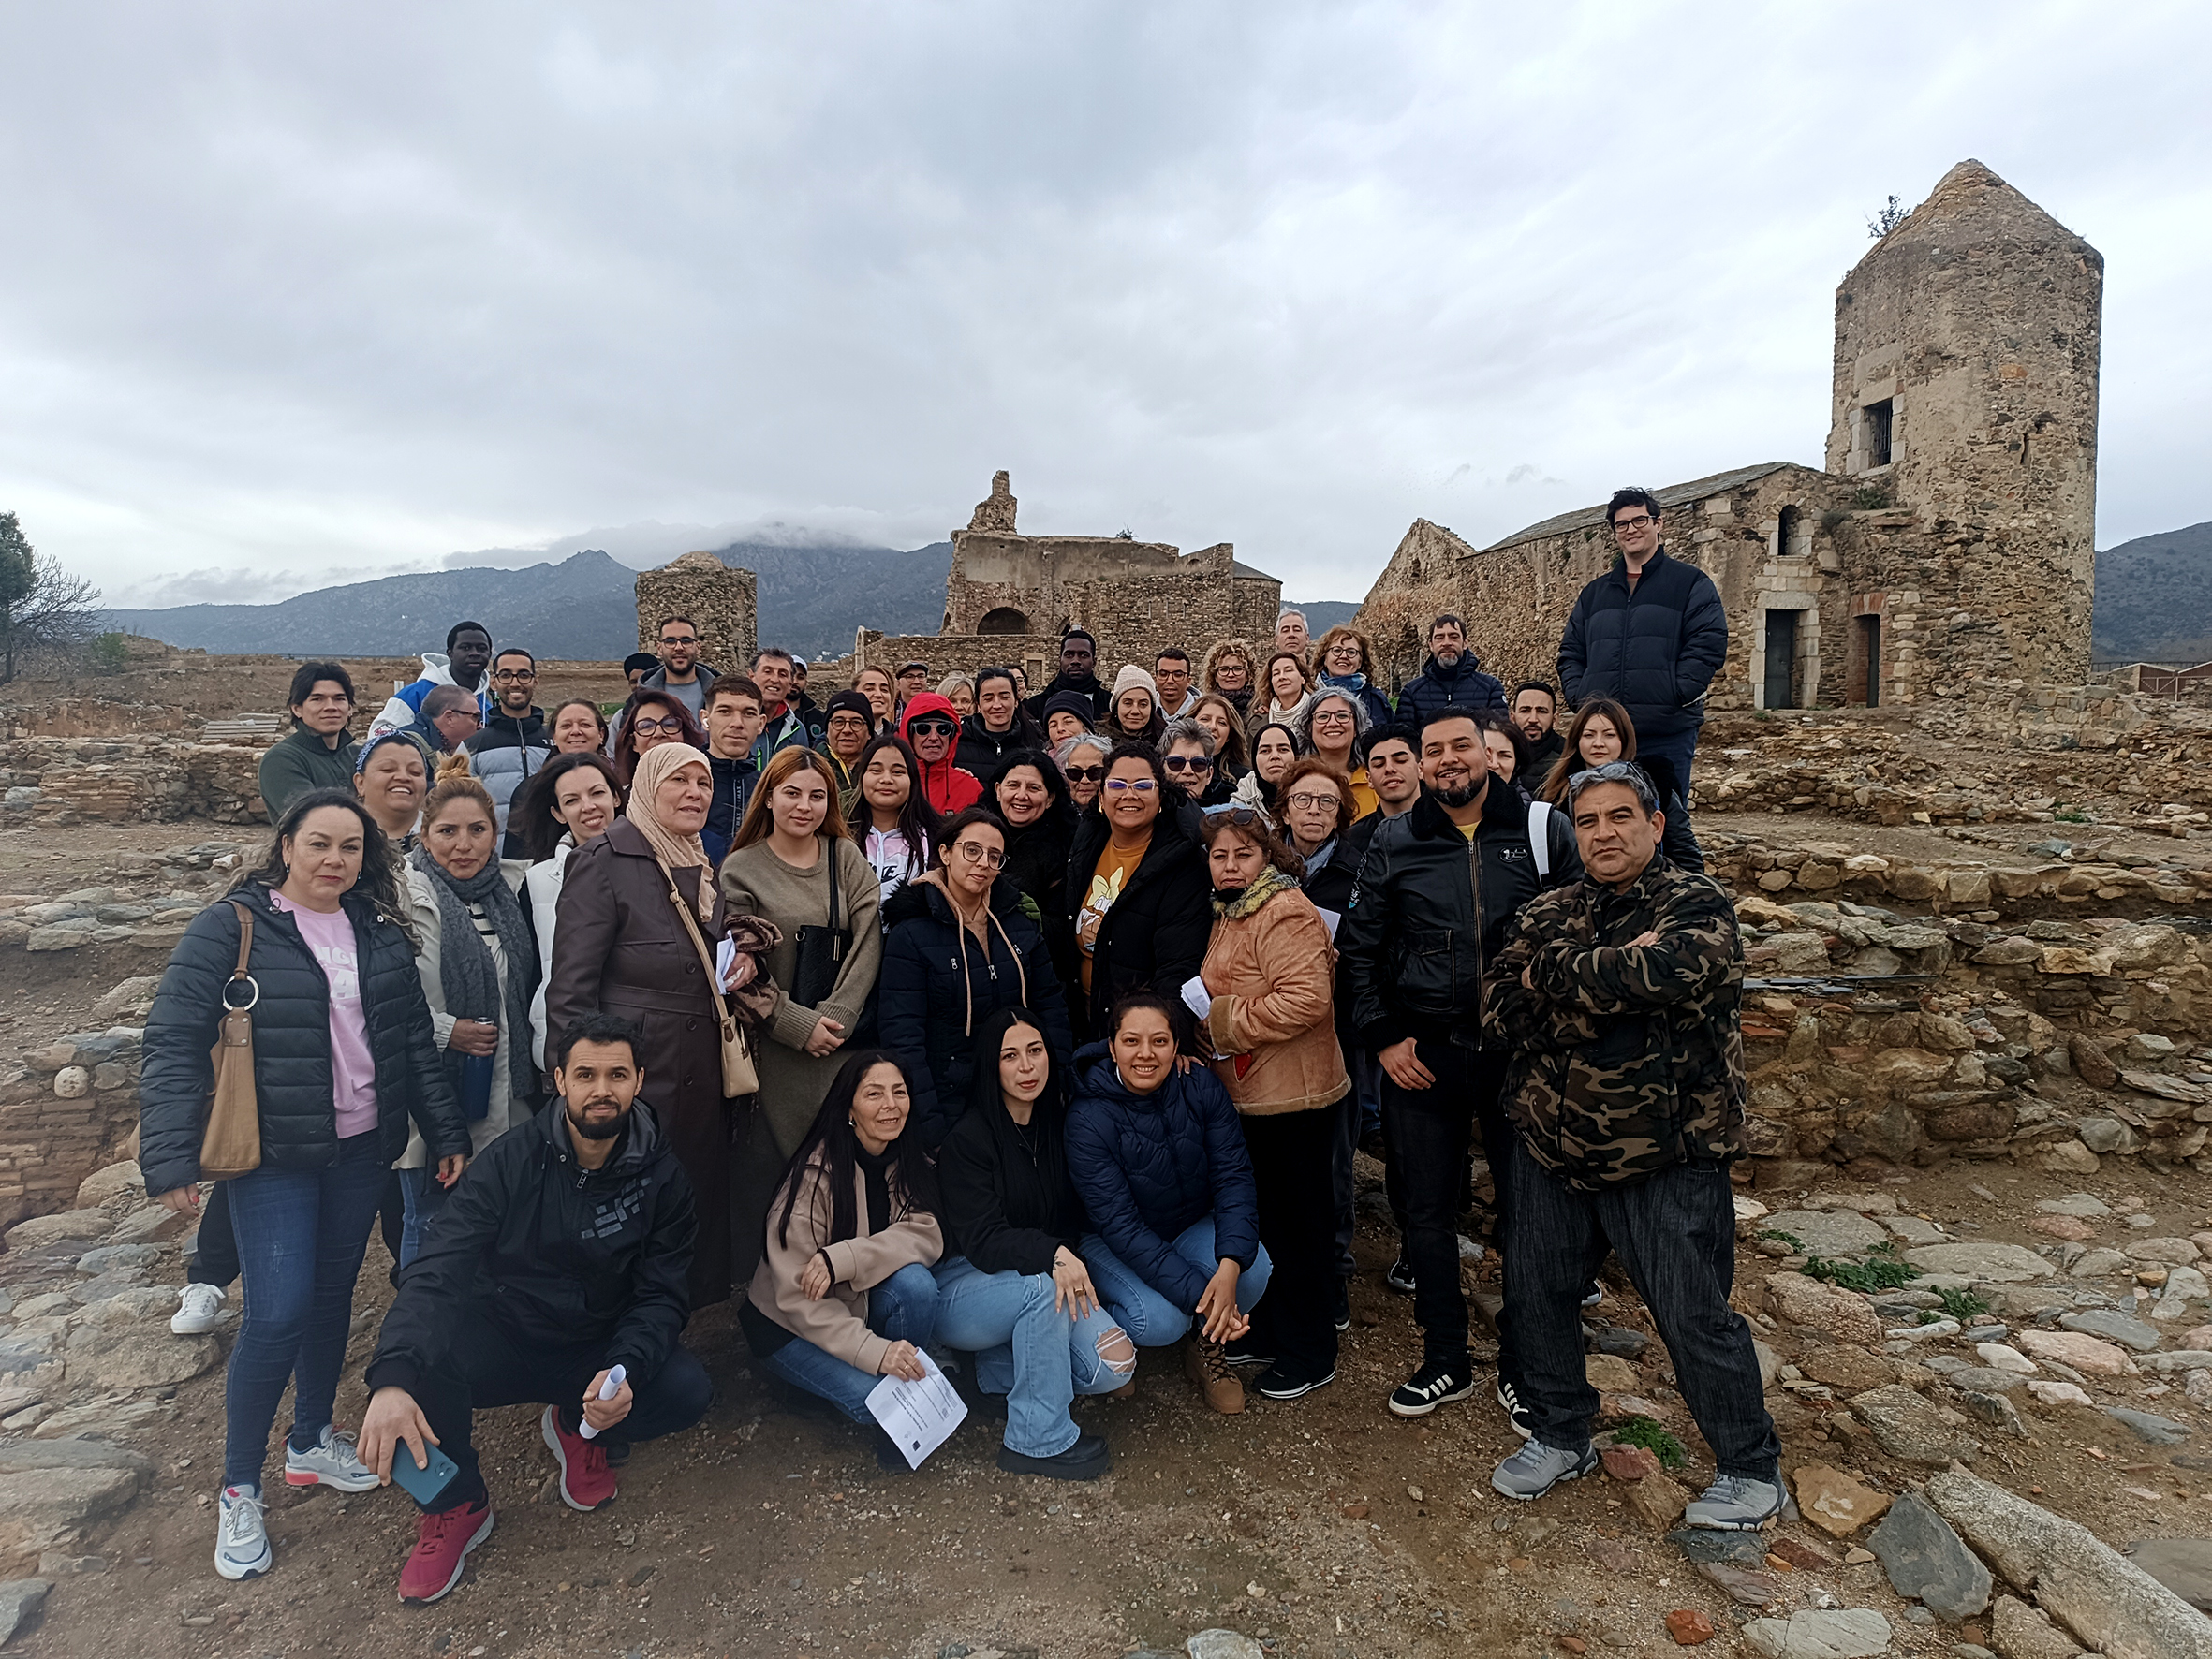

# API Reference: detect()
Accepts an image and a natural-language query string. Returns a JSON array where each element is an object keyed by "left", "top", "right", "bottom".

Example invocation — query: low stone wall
[{"left": 0, "top": 1025, "right": 146, "bottom": 1232}]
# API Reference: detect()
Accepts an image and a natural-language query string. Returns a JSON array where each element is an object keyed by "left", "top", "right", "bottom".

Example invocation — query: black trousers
[
  {"left": 1379, "top": 1039, "right": 1515, "bottom": 1380},
  {"left": 1505, "top": 1153, "right": 1779, "bottom": 1478},
  {"left": 1241, "top": 1102, "right": 1342, "bottom": 1383},
  {"left": 410, "top": 1313, "right": 714, "bottom": 1511}
]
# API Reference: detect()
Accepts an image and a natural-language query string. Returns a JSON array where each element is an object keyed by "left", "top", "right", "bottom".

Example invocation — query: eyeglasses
[
  {"left": 632, "top": 716, "right": 687, "bottom": 737},
  {"left": 1286, "top": 792, "right": 1339, "bottom": 811},
  {"left": 658, "top": 635, "right": 699, "bottom": 647},
  {"left": 441, "top": 710, "right": 481, "bottom": 726},
  {"left": 1063, "top": 764, "right": 1105, "bottom": 783},
  {"left": 1104, "top": 778, "right": 1158, "bottom": 792},
  {"left": 952, "top": 842, "right": 1007, "bottom": 870},
  {"left": 1313, "top": 709, "right": 1355, "bottom": 724},
  {"left": 907, "top": 717, "right": 954, "bottom": 737},
  {"left": 491, "top": 668, "right": 536, "bottom": 682},
  {"left": 1161, "top": 755, "right": 1213, "bottom": 772},
  {"left": 1610, "top": 514, "right": 1655, "bottom": 535}
]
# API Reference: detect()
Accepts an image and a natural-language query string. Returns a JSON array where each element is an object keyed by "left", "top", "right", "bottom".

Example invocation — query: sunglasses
[
  {"left": 907, "top": 717, "right": 955, "bottom": 737},
  {"left": 1204, "top": 804, "right": 1263, "bottom": 827},
  {"left": 1161, "top": 755, "right": 1213, "bottom": 772},
  {"left": 1063, "top": 764, "right": 1105, "bottom": 784},
  {"left": 1104, "top": 778, "right": 1158, "bottom": 793}
]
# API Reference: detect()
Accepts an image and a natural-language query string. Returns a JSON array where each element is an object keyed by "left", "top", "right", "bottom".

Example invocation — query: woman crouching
[{"left": 740, "top": 1050, "right": 943, "bottom": 1469}]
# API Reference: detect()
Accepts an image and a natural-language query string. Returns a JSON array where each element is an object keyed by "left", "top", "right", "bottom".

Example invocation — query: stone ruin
[{"left": 633, "top": 548, "right": 759, "bottom": 671}]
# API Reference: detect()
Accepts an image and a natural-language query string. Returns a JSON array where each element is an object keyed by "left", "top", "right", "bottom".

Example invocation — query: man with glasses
[
  {"left": 1482, "top": 760, "right": 1777, "bottom": 1528},
  {"left": 371, "top": 620, "right": 496, "bottom": 739},
  {"left": 1154, "top": 648, "right": 1198, "bottom": 718},
  {"left": 897, "top": 692, "right": 983, "bottom": 814},
  {"left": 745, "top": 648, "right": 813, "bottom": 768},
  {"left": 639, "top": 614, "right": 716, "bottom": 717},
  {"left": 466, "top": 647, "right": 553, "bottom": 846},
  {"left": 410, "top": 683, "right": 484, "bottom": 756},
  {"left": 1339, "top": 706, "right": 1577, "bottom": 1433},
  {"left": 1557, "top": 488, "right": 1728, "bottom": 824},
  {"left": 1161, "top": 717, "right": 1229, "bottom": 807}
]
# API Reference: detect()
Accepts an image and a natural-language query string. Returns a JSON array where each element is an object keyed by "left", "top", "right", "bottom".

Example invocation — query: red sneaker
[
  {"left": 540, "top": 1404, "right": 618, "bottom": 1511},
  {"left": 397, "top": 1500, "right": 493, "bottom": 1604}
]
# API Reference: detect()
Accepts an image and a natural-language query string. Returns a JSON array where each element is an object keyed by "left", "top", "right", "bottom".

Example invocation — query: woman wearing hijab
[
  {"left": 547, "top": 741, "right": 753, "bottom": 1303},
  {"left": 397, "top": 756, "right": 538, "bottom": 1265}
]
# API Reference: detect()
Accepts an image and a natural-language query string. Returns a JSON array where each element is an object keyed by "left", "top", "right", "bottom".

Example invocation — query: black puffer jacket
[
  {"left": 877, "top": 877, "right": 1075, "bottom": 1149},
  {"left": 1064, "top": 795, "right": 1212, "bottom": 1039},
  {"left": 1000, "top": 800, "right": 1079, "bottom": 996},
  {"left": 139, "top": 884, "right": 467, "bottom": 1197},
  {"left": 1557, "top": 546, "right": 1729, "bottom": 741},
  {"left": 1338, "top": 781, "right": 1580, "bottom": 1055},
  {"left": 958, "top": 714, "right": 1042, "bottom": 792},
  {"left": 937, "top": 1096, "right": 1086, "bottom": 1276},
  {"left": 1394, "top": 652, "right": 1506, "bottom": 725},
  {"left": 366, "top": 1100, "right": 696, "bottom": 1392}
]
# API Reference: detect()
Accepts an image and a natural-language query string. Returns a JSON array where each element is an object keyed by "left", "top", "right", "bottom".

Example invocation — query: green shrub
[
  {"left": 1612, "top": 1416, "right": 1688, "bottom": 1470},
  {"left": 1760, "top": 1229, "right": 1806, "bottom": 1253},
  {"left": 1802, "top": 1253, "right": 1921, "bottom": 1292},
  {"left": 1935, "top": 1287, "right": 1990, "bottom": 1323}
]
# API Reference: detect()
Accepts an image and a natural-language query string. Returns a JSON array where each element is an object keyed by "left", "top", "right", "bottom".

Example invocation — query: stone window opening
[
  {"left": 1777, "top": 506, "right": 1801, "bottom": 558},
  {"left": 1864, "top": 398, "right": 1895, "bottom": 469},
  {"left": 977, "top": 606, "right": 1029, "bottom": 635},
  {"left": 1850, "top": 614, "right": 1882, "bottom": 707}
]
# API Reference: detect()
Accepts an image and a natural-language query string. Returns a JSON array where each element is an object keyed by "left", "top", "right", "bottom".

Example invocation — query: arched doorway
[{"left": 978, "top": 607, "right": 1029, "bottom": 635}]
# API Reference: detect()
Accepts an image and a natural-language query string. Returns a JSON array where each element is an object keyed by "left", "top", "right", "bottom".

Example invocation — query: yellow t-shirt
[
  {"left": 1349, "top": 766, "right": 1379, "bottom": 821},
  {"left": 1457, "top": 820, "right": 1480, "bottom": 843},
  {"left": 1077, "top": 832, "right": 1151, "bottom": 993}
]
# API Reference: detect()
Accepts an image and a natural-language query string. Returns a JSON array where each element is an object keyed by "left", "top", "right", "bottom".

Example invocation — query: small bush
[
  {"left": 1760, "top": 1229, "right": 1806, "bottom": 1253},
  {"left": 1935, "top": 1287, "right": 1990, "bottom": 1323},
  {"left": 1612, "top": 1416, "right": 1688, "bottom": 1471},
  {"left": 87, "top": 631, "right": 129, "bottom": 672},
  {"left": 1803, "top": 1253, "right": 1921, "bottom": 1293}
]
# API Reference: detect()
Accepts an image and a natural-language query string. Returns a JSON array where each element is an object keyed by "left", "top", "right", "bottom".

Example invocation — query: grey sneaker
[
  {"left": 1490, "top": 1441, "right": 1597, "bottom": 1502},
  {"left": 214, "top": 1484, "right": 272, "bottom": 1579},
  {"left": 284, "top": 1425, "right": 379, "bottom": 1492},
  {"left": 172, "top": 1283, "right": 226, "bottom": 1335},
  {"left": 1684, "top": 1474, "right": 1786, "bottom": 1530}
]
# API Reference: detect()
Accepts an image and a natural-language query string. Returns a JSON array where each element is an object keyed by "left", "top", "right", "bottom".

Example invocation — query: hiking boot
[
  {"left": 996, "top": 1431, "right": 1111, "bottom": 1481},
  {"left": 1255, "top": 1366, "right": 1335, "bottom": 1402},
  {"left": 540, "top": 1405, "right": 617, "bottom": 1512},
  {"left": 398, "top": 1501, "right": 494, "bottom": 1604},
  {"left": 1388, "top": 1358, "right": 1476, "bottom": 1418},
  {"left": 1184, "top": 1337, "right": 1245, "bottom": 1414},
  {"left": 1491, "top": 1441, "right": 1597, "bottom": 1501},
  {"left": 284, "top": 1425, "right": 379, "bottom": 1492},
  {"left": 1684, "top": 1474, "right": 1787, "bottom": 1531},
  {"left": 214, "top": 1484, "right": 271, "bottom": 1580},
  {"left": 172, "top": 1283, "right": 226, "bottom": 1336},
  {"left": 1495, "top": 1379, "right": 1534, "bottom": 1440},
  {"left": 1385, "top": 1255, "right": 1416, "bottom": 1295}
]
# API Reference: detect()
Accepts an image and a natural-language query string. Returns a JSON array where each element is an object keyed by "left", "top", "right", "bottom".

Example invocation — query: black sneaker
[
  {"left": 995, "top": 1432, "right": 1110, "bottom": 1482},
  {"left": 1222, "top": 1335, "right": 1275, "bottom": 1369},
  {"left": 1335, "top": 1279, "right": 1351, "bottom": 1333},
  {"left": 1496, "top": 1379, "right": 1534, "bottom": 1440},
  {"left": 1385, "top": 1255, "right": 1416, "bottom": 1295},
  {"left": 1256, "top": 1367, "right": 1335, "bottom": 1402},
  {"left": 1581, "top": 1282, "right": 1605, "bottom": 1310},
  {"left": 1388, "top": 1358, "right": 1477, "bottom": 1418}
]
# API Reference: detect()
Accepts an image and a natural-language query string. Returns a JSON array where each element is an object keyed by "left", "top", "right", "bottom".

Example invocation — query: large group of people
[{"left": 155, "top": 487, "right": 1774, "bottom": 1604}]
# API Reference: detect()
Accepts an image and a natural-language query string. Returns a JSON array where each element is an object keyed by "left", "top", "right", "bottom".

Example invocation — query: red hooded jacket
[{"left": 898, "top": 693, "right": 984, "bottom": 815}]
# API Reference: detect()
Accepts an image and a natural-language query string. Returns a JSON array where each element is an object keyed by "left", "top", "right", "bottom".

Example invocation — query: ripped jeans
[{"left": 932, "top": 1256, "right": 1132, "bottom": 1459}]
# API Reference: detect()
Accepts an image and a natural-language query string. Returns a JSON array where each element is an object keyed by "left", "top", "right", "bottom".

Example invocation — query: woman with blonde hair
[
  {"left": 1189, "top": 694, "right": 1250, "bottom": 782},
  {"left": 398, "top": 756, "right": 536, "bottom": 1265},
  {"left": 1200, "top": 639, "right": 1258, "bottom": 719},
  {"left": 1247, "top": 651, "right": 1316, "bottom": 740},
  {"left": 720, "top": 747, "right": 884, "bottom": 1157},
  {"left": 935, "top": 672, "right": 976, "bottom": 720},
  {"left": 547, "top": 741, "right": 747, "bottom": 1302}
]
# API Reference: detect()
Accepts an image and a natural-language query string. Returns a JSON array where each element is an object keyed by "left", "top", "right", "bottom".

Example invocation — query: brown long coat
[{"left": 546, "top": 818, "right": 750, "bottom": 1307}]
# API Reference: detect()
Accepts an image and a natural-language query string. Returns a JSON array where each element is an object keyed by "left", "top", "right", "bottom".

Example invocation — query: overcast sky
[{"left": 2, "top": 2, "right": 2204, "bottom": 609}]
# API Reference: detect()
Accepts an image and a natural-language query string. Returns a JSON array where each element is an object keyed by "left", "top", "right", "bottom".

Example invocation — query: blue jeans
[
  {"left": 395, "top": 1166, "right": 447, "bottom": 1270},
  {"left": 933, "top": 1257, "right": 1131, "bottom": 1458},
  {"left": 1080, "top": 1218, "right": 1273, "bottom": 1347},
  {"left": 761, "top": 1261, "right": 940, "bottom": 1425},
  {"left": 222, "top": 1129, "right": 391, "bottom": 1490}
]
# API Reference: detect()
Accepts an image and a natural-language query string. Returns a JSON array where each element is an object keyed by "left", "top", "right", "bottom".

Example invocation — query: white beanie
[{"left": 1111, "top": 663, "right": 1160, "bottom": 713}]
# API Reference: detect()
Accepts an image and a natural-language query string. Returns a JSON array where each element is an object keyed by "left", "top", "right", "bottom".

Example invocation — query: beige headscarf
[{"left": 624, "top": 742, "right": 715, "bottom": 920}]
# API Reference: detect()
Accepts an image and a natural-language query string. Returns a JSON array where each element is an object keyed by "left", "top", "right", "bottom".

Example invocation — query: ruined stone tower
[
  {"left": 1826, "top": 159, "right": 2104, "bottom": 690},
  {"left": 634, "top": 550, "right": 758, "bottom": 672}
]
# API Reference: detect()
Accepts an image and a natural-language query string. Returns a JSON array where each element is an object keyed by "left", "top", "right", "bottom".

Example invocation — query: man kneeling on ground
[
  {"left": 360, "top": 1012, "right": 710, "bottom": 1604},
  {"left": 1482, "top": 760, "right": 1783, "bottom": 1528}
]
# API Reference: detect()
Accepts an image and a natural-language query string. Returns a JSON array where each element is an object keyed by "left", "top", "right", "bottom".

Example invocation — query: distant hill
[
  {"left": 1287, "top": 600, "right": 1361, "bottom": 637},
  {"left": 2092, "top": 521, "right": 2212, "bottom": 665},
  {"left": 106, "top": 539, "right": 957, "bottom": 662}
]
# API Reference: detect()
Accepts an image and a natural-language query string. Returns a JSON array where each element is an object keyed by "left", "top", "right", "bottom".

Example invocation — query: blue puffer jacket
[
  {"left": 1556, "top": 546, "right": 1729, "bottom": 740},
  {"left": 1394, "top": 652, "right": 1506, "bottom": 727},
  {"left": 1065, "top": 1042, "right": 1260, "bottom": 1310},
  {"left": 466, "top": 708, "right": 551, "bottom": 843},
  {"left": 877, "top": 875, "right": 1075, "bottom": 1150}
]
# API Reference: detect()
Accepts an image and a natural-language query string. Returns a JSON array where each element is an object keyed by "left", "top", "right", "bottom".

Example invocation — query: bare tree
[
  {"left": 0, "top": 512, "right": 105, "bottom": 683},
  {"left": 1866, "top": 195, "right": 1909, "bottom": 240}
]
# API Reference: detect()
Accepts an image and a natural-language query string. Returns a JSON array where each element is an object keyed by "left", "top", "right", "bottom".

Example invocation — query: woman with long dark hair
[
  {"left": 1538, "top": 697, "right": 1702, "bottom": 872},
  {"left": 741, "top": 1050, "right": 943, "bottom": 1467},
  {"left": 960, "top": 667, "right": 1046, "bottom": 791},
  {"left": 991, "top": 751, "right": 1080, "bottom": 989},
  {"left": 1225, "top": 720, "right": 1303, "bottom": 826},
  {"left": 1066, "top": 742, "right": 1211, "bottom": 1042},
  {"left": 936, "top": 1008, "right": 1128, "bottom": 1479},
  {"left": 719, "top": 747, "right": 884, "bottom": 1157},
  {"left": 849, "top": 732, "right": 939, "bottom": 908},
  {"left": 140, "top": 789, "right": 466, "bottom": 1581},
  {"left": 513, "top": 752, "right": 622, "bottom": 1071},
  {"left": 610, "top": 687, "right": 705, "bottom": 786}
]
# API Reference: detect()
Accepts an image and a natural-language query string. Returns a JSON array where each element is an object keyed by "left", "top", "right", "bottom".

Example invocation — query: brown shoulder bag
[{"left": 199, "top": 898, "right": 263, "bottom": 1180}]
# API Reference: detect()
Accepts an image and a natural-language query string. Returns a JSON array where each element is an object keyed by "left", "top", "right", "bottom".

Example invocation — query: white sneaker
[
  {"left": 284, "top": 1425, "right": 379, "bottom": 1492},
  {"left": 215, "top": 1484, "right": 272, "bottom": 1579},
  {"left": 172, "top": 1283, "right": 226, "bottom": 1335}
]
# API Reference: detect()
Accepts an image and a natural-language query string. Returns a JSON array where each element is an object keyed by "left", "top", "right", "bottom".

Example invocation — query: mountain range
[{"left": 2091, "top": 521, "right": 2212, "bottom": 666}]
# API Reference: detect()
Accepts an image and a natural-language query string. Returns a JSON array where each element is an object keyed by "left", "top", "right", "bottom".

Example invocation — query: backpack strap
[{"left": 1526, "top": 800, "right": 1552, "bottom": 879}]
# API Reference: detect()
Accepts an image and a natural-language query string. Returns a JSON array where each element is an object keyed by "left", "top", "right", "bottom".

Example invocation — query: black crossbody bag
[{"left": 789, "top": 840, "right": 853, "bottom": 1007}]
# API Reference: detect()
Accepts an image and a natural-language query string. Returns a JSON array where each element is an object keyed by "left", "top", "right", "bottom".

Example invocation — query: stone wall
[{"left": 634, "top": 551, "right": 758, "bottom": 672}]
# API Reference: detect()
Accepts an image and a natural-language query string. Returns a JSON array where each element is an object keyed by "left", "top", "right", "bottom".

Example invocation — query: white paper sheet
[
  {"left": 864, "top": 1349, "right": 968, "bottom": 1469},
  {"left": 715, "top": 936, "right": 738, "bottom": 990},
  {"left": 1314, "top": 905, "right": 1341, "bottom": 942}
]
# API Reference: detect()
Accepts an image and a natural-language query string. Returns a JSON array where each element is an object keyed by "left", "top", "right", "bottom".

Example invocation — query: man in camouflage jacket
[{"left": 1480, "top": 761, "right": 1782, "bottom": 1527}]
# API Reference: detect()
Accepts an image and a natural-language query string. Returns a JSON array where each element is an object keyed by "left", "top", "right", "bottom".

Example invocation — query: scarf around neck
[
  {"left": 1212, "top": 862, "right": 1300, "bottom": 920},
  {"left": 624, "top": 742, "right": 715, "bottom": 922},
  {"left": 407, "top": 843, "right": 538, "bottom": 1104}
]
